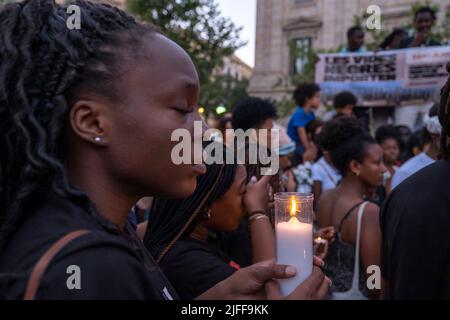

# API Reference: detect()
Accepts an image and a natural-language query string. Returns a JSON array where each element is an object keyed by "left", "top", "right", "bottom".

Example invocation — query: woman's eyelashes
[{"left": 174, "top": 107, "right": 192, "bottom": 114}]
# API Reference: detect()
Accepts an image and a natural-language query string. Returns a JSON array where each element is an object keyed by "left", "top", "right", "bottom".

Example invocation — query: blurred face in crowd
[
  {"left": 415, "top": 12, "right": 435, "bottom": 34},
  {"left": 336, "top": 105, "right": 354, "bottom": 117},
  {"left": 305, "top": 91, "right": 321, "bottom": 110},
  {"left": 348, "top": 29, "right": 365, "bottom": 51},
  {"left": 381, "top": 138, "right": 400, "bottom": 166},
  {"left": 390, "top": 32, "right": 408, "bottom": 49},
  {"left": 351, "top": 143, "right": 386, "bottom": 188},
  {"left": 208, "top": 165, "right": 247, "bottom": 232}
]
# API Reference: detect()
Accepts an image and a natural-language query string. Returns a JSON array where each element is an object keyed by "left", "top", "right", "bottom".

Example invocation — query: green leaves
[{"left": 127, "top": 0, "right": 248, "bottom": 111}]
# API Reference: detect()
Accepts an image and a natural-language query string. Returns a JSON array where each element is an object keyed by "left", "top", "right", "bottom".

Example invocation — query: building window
[{"left": 290, "top": 37, "right": 312, "bottom": 75}]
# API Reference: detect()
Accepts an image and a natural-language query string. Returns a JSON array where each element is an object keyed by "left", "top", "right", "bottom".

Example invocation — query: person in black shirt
[
  {"left": 0, "top": 0, "right": 330, "bottom": 300},
  {"left": 380, "top": 68, "right": 450, "bottom": 299},
  {"left": 380, "top": 160, "right": 450, "bottom": 299},
  {"left": 145, "top": 144, "right": 284, "bottom": 299},
  {"left": 397, "top": 6, "right": 441, "bottom": 49}
]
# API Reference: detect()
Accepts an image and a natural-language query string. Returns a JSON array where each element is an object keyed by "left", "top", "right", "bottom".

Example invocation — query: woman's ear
[
  {"left": 349, "top": 159, "right": 362, "bottom": 177},
  {"left": 69, "top": 100, "right": 111, "bottom": 146}
]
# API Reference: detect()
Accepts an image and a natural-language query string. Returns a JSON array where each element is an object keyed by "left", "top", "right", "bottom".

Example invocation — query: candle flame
[{"left": 290, "top": 197, "right": 297, "bottom": 218}]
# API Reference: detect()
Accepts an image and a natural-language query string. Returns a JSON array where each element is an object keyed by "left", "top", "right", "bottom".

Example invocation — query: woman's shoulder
[
  {"left": 316, "top": 189, "right": 337, "bottom": 226},
  {"left": 1, "top": 230, "right": 166, "bottom": 299},
  {"left": 360, "top": 201, "right": 380, "bottom": 224},
  {"left": 318, "top": 188, "right": 336, "bottom": 205}
]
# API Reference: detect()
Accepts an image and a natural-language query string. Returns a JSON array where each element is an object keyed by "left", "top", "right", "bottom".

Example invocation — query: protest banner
[{"left": 316, "top": 46, "right": 450, "bottom": 106}]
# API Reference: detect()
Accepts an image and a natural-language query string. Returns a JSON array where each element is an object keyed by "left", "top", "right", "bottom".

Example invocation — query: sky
[{"left": 216, "top": 0, "right": 256, "bottom": 67}]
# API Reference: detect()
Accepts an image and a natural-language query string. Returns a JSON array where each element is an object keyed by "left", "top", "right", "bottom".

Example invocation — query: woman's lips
[{"left": 192, "top": 163, "right": 207, "bottom": 175}]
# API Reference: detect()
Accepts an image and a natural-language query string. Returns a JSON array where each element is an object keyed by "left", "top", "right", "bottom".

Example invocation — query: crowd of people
[{"left": 0, "top": 0, "right": 449, "bottom": 301}]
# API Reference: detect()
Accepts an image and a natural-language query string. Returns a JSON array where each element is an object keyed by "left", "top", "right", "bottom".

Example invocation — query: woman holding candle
[
  {"left": 144, "top": 143, "right": 330, "bottom": 299},
  {"left": 316, "top": 117, "right": 385, "bottom": 299}
]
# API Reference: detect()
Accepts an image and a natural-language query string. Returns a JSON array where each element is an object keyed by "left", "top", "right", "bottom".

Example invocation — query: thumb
[
  {"left": 249, "top": 263, "right": 297, "bottom": 285},
  {"left": 256, "top": 173, "right": 272, "bottom": 188},
  {"left": 247, "top": 176, "right": 258, "bottom": 186}
]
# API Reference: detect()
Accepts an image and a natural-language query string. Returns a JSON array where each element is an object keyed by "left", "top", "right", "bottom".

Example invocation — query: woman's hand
[
  {"left": 315, "top": 226, "right": 335, "bottom": 242},
  {"left": 198, "top": 258, "right": 331, "bottom": 300},
  {"left": 244, "top": 174, "right": 272, "bottom": 214},
  {"left": 313, "top": 239, "right": 329, "bottom": 260}
]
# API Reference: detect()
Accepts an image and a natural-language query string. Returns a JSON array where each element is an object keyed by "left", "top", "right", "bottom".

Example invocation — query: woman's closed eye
[{"left": 174, "top": 107, "right": 193, "bottom": 114}]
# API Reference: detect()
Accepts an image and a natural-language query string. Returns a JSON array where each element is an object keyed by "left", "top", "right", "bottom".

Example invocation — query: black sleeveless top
[{"left": 324, "top": 201, "right": 370, "bottom": 298}]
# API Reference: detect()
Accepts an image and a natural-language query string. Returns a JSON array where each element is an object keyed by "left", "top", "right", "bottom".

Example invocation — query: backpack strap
[{"left": 23, "top": 230, "right": 91, "bottom": 300}]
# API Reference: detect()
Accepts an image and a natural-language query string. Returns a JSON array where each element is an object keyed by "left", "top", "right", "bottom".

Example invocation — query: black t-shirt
[
  {"left": 0, "top": 190, "right": 177, "bottom": 300},
  {"left": 158, "top": 237, "right": 238, "bottom": 300},
  {"left": 380, "top": 160, "right": 450, "bottom": 299},
  {"left": 219, "top": 219, "right": 253, "bottom": 268}
]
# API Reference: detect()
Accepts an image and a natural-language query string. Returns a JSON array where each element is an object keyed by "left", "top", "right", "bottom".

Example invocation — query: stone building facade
[{"left": 249, "top": 0, "right": 449, "bottom": 100}]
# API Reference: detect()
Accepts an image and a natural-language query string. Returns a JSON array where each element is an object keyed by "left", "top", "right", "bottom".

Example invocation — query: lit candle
[{"left": 275, "top": 195, "right": 313, "bottom": 297}]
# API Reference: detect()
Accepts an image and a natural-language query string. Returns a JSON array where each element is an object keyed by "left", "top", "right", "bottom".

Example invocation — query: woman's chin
[
  {"left": 156, "top": 179, "right": 197, "bottom": 199},
  {"left": 176, "top": 181, "right": 197, "bottom": 198}
]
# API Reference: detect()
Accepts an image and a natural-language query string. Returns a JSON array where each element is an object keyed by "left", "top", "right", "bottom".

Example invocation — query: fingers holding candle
[
  {"left": 286, "top": 266, "right": 330, "bottom": 300},
  {"left": 313, "top": 255, "right": 325, "bottom": 268}
]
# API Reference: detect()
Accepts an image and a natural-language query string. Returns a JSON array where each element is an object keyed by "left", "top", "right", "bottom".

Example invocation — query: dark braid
[
  {"left": 144, "top": 143, "right": 237, "bottom": 264},
  {"left": 439, "top": 62, "right": 450, "bottom": 160},
  {"left": 0, "top": 0, "right": 158, "bottom": 250}
]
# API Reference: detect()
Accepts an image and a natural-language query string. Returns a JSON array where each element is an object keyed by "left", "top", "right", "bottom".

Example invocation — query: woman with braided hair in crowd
[
  {"left": 0, "top": 0, "right": 329, "bottom": 299},
  {"left": 144, "top": 143, "right": 289, "bottom": 300},
  {"left": 380, "top": 63, "right": 450, "bottom": 299}
]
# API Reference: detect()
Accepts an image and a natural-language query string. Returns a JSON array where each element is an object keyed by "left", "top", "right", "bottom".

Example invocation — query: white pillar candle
[{"left": 276, "top": 217, "right": 313, "bottom": 297}]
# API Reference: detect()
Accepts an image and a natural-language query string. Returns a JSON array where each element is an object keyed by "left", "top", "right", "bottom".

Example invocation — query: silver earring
[
  {"left": 94, "top": 137, "right": 102, "bottom": 142},
  {"left": 203, "top": 209, "right": 211, "bottom": 221}
]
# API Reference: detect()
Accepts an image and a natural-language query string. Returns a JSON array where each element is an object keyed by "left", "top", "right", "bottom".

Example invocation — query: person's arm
[
  {"left": 296, "top": 127, "right": 311, "bottom": 152},
  {"left": 249, "top": 216, "right": 275, "bottom": 263},
  {"left": 244, "top": 175, "right": 276, "bottom": 263},
  {"left": 196, "top": 258, "right": 331, "bottom": 300},
  {"left": 410, "top": 31, "right": 428, "bottom": 47},
  {"left": 285, "top": 169, "right": 297, "bottom": 192},
  {"left": 312, "top": 181, "right": 322, "bottom": 210},
  {"left": 360, "top": 203, "right": 382, "bottom": 300}
]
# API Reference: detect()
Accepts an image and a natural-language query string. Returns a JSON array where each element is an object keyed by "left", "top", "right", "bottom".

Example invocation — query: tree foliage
[{"left": 127, "top": 0, "right": 249, "bottom": 112}]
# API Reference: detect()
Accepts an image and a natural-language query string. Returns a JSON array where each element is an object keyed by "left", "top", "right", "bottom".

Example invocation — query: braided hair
[
  {"left": 439, "top": 63, "right": 450, "bottom": 160},
  {"left": 0, "top": 0, "right": 158, "bottom": 250},
  {"left": 144, "top": 143, "right": 238, "bottom": 264}
]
